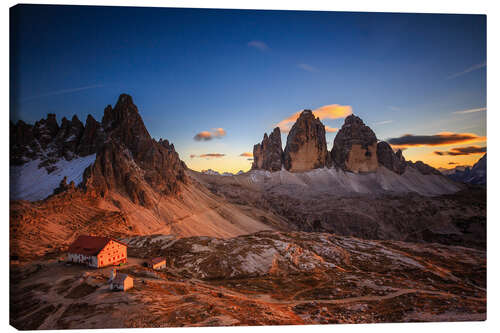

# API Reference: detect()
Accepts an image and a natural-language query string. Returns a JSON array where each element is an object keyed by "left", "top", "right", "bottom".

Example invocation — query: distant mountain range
[
  {"left": 445, "top": 154, "right": 486, "bottom": 186},
  {"left": 201, "top": 169, "right": 244, "bottom": 176}
]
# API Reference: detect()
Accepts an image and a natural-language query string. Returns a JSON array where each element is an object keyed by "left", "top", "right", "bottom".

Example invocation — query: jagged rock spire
[{"left": 252, "top": 127, "right": 283, "bottom": 172}]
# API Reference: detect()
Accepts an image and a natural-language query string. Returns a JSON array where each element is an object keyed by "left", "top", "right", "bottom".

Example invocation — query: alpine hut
[
  {"left": 147, "top": 257, "right": 167, "bottom": 270},
  {"left": 110, "top": 272, "right": 134, "bottom": 291},
  {"left": 67, "top": 235, "right": 127, "bottom": 268}
]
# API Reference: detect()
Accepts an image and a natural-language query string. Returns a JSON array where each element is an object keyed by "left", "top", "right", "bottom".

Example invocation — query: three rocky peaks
[{"left": 252, "top": 109, "right": 436, "bottom": 175}]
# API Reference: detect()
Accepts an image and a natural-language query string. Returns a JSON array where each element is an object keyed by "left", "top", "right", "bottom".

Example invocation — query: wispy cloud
[
  {"left": 375, "top": 120, "right": 393, "bottom": 125},
  {"left": 297, "top": 63, "right": 318, "bottom": 72},
  {"left": 190, "top": 153, "right": 226, "bottom": 159},
  {"left": 277, "top": 104, "right": 352, "bottom": 133},
  {"left": 452, "top": 107, "right": 487, "bottom": 114},
  {"left": 240, "top": 152, "right": 253, "bottom": 157},
  {"left": 388, "top": 132, "right": 486, "bottom": 148},
  {"left": 194, "top": 128, "right": 227, "bottom": 141},
  {"left": 447, "top": 61, "right": 486, "bottom": 79},
  {"left": 21, "top": 84, "right": 104, "bottom": 102},
  {"left": 388, "top": 106, "right": 401, "bottom": 111},
  {"left": 325, "top": 126, "right": 338, "bottom": 133},
  {"left": 434, "top": 146, "right": 486, "bottom": 156},
  {"left": 247, "top": 40, "right": 269, "bottom": 51}
]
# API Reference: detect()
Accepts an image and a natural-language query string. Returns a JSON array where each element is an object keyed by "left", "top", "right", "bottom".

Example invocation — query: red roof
[
  {"left": 149, "top": 257, "right": 166, "bottom": 265},
  {"left": 68, "top": 235, "right": 126, "bottom": 256}
]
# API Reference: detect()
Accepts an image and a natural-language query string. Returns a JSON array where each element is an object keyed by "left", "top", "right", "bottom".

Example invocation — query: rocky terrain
[
  {"left": 10, "top": 231, "right": 485, "bottom": 329},
  {"left": 10, "top": 96, "right": 486, "bottom": 328},
  {"left": 193, "top": 170, "right": 484, "bottom": 249},
  {"left": 10, "top": 95, "right": 288, "bottom": 260}
]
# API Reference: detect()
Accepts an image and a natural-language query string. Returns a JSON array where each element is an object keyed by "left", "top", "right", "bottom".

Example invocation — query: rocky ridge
[
  {"left": 10, "top": 94, "right": 187, "bottom": 205},
  {"left": 376, "top": 141, "right": 407, "bottom": 175}
]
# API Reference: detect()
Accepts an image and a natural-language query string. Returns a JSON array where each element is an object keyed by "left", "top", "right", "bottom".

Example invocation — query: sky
[{"left": 10, "top": 5, "right": 486, "bottom": 173}]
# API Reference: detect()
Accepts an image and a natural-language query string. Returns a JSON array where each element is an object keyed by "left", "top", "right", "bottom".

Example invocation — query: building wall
[
  {"left": 97, "top": 240, "right": 127, "bottom": 268},
  {"left": 110, "top": 277, "right": 133, "bottom": 291},
  {"left": 123, "top": 277, "right": 133, "bottom": 291},
  {"left": 68, "top": 253, "right": 98, "bottom": 268}
]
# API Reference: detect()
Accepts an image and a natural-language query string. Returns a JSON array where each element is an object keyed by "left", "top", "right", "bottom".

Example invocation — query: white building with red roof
[{"left": 67, "top": 235, "right": 127, "bottom": 268}]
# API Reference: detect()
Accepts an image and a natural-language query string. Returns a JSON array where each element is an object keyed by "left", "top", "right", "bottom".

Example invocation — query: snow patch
[{"left": 10, "top": 154, "right": 96, "bottom": 201}]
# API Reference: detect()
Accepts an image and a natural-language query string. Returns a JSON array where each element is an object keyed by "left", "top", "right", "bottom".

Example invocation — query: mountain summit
[{"left": 283, "top": 110, "right": 331, "bottom": 172}]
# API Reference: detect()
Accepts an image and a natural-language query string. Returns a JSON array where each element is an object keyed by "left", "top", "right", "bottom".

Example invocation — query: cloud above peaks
[
  {"left": 190, "top": 153, "right": 226, "bottom": 159},
  {"left": 434, "top": 146, "right": 486, "bottom": 156},
  {"left": 194, "top": 128, "right": 227, "bottom": 141},
  {"left": 387, "top": 132, "right": 486, "bottom": 148},
  {"left": 276, "top": 104, "right": 352, "bottom": 133},
  {"left": 240, "top": 152, "right": 253, "bottom": 157}
]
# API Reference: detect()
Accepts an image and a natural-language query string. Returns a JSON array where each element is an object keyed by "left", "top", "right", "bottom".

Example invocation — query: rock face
[
  {"left": 331, "top": 114, "right": 378, "bottom": 173},
  {"left": 77, "top": 115, "right": 107, "bottom": 156},
  {"left": 10, "top": 120, "right": 38, "bottom": 165},
  {"left": 377, "top": 141, "right": 407, "bottom": 174},
  {"left": 283, "top": 110, "right": 330, "bottom": 172},
  {"left": 82, "top": 94, "right": 187, "bottom": 205},
  {"left": 10, "top": 94, "right": 186, "bottom": 205},
  {"left": 252, "top": 127, "right": 283, "bottom": 172},
  {"left": 54, "top": 115, "right": 85, "bottom": 160}
]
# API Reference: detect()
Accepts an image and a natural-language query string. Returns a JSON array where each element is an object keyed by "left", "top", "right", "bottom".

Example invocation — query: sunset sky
[{"left": 11, "top": 5, "right": 486, "bottom": 173}]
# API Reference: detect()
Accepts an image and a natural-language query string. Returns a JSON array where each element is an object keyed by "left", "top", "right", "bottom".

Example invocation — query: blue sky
[{"left": 10, "top": 5, "right": 486, "bottom": 172}]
